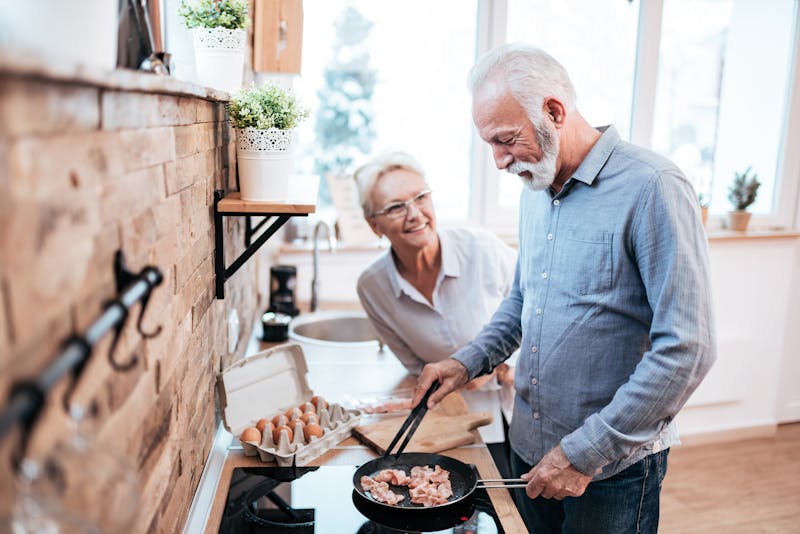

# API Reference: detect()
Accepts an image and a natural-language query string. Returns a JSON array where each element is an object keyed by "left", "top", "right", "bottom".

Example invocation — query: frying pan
[{"left": 352, "top": 451, "right": 526, "bottom": 511}]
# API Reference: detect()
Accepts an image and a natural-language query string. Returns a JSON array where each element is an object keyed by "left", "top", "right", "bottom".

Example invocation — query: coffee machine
[{"left": 268, "top": 265, "right": 298, "bottom": 317}]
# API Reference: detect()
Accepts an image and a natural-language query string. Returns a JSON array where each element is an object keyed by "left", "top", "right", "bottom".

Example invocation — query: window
[
  {"left": 292, "top": 1, "right": 799, "bottom": 231},
  {"left": 483, "top": 0, "right": 640, "bottom": 227},
  {"left": 294, "top": 0, "right": 478, "bottom": 221},
  {"left": 652, "top": 0, "right": 798, "bottom": 218}
]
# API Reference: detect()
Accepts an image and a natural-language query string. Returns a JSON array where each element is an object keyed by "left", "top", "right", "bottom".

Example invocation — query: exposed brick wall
[{"left": 0, "top": 76, "right": 261, "bottom": 532}]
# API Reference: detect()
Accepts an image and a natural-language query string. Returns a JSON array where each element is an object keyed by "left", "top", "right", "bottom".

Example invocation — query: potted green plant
[
  {"left": 726, "top": 167, "right": 760, "bottom": 231},
  {"left": 228, "top": 83, "right": 310, "bottom": 201},
  {"left": 179, "top": 0, "right": 249, "bottom": 93}
]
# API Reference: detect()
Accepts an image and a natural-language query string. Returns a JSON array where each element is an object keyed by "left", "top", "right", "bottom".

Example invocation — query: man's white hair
[
  {"left": 468, "top": 43, "right": 577, "bottom": 118},
  {"left": 353, "top": 150, "right": 426, "bottom": 217}
]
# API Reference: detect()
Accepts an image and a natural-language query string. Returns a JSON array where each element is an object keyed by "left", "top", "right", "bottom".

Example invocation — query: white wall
[{"left": 676, "top": 236, "right": 800, "bottom": 440}]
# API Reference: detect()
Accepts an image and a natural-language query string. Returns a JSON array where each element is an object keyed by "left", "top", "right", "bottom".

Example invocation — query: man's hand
[
  {"left": 520, "top": 445, "right": 593, "bottom": 500},
  {"left": 411, "top": 359, "right": 470, "bottom": 409}
]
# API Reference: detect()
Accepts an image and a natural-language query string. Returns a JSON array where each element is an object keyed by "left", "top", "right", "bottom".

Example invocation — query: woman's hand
[
  {"left": 495, "top": 363, "right": 515, "bottom": 386},
  {"left": 411, "top": 359, "right": 470, "bottom": 409}
]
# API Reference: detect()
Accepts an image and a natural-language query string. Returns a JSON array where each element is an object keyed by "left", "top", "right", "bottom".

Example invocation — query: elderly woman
[{"left": 354, "top": 150, "right": 517, "bottom": 477}]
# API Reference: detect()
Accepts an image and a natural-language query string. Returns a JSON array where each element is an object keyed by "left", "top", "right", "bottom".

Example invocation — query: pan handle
[{"left": 476, "top": 478, "right": 528, "bottom": 489}]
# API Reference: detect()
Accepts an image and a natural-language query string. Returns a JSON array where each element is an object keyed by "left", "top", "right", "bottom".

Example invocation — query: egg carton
[
  {"left": 219, "top": 342, "right": 361, "bottom": 467},
  {"left": 239, "top": 402, "right": 361, "bottom": 466}
]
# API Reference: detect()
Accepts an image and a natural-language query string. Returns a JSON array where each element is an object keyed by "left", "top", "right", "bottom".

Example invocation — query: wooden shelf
[
  {"left": 217, "top": 192, "right": 316, "bottom": 215},
  {"left": 214, "top": 179, "right": 318, "bottom": 299}
]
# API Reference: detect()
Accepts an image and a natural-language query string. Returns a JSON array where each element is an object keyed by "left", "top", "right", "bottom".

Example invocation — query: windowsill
[
  {"left": 0, "top": 50, "right": 231, "bottom": 102},
  {"left": 277, "top": 227, "right": 800, "bottom": 255},
  {"left": 706, "top": 229, "right": 800, "bottom": 241}
]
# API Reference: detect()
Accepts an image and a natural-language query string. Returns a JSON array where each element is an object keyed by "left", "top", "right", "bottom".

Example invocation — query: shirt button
[
  {"left": 533, "top": 412, "right": 540, "bottom": 420},
  {"left": 536, "top": 308, "right": 542, "bottom": 316},
  {"left": 553, "top": 199, "right": 560, "bottom": 206},
  {"left": 530, "top": 377, "right": 538, "bottom": 385},
  {"left": 546, "top": 233, "right": 553, "bottom": 240},
  {"left": 531, "top": 346, "right": 538, "bottom": 353},
  {"left": 541, "top": 272, "right": 548, "bottom": 279}
]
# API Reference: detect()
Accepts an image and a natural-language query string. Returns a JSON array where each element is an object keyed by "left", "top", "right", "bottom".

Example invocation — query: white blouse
[{"left": 357, "top": 228, "right": 518, "bottom": 443}]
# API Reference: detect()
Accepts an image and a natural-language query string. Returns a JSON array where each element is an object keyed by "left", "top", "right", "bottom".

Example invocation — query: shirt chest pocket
[{"left": 555, "top": 229, "right": 614, "bottom": 295}]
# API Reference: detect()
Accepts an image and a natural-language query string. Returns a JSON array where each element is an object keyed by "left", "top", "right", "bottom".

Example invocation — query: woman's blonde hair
[{"left": 353, "top": 150, "right": 426, "bottom": 217}]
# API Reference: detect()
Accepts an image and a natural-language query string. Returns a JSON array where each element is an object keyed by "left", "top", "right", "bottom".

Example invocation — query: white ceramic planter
[
  {"left": 192, "top": 28, "right": 245, "bottom": 93},
  {"left": 237, "top": 128, "right": 295, "bottom": 202}
]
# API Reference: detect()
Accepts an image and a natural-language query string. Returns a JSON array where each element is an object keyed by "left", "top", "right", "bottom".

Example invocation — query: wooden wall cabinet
[{"left": 253, "top": 0, "right": 303, "bottom": 73}]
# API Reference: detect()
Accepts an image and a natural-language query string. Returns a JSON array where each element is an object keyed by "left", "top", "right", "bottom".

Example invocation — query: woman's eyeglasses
[{"left": 371, "top": 190, "right": 433, "bottom": 219}]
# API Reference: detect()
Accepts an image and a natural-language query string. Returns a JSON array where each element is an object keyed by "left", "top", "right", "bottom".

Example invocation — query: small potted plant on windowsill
[
  {"left": 179, "top": 0, "right": 249, "bottom": 93},
  {"left": 227, "top": 82, "right": 310, "bottom": 201},
  {"left": 726, "top": 167, "right": 760, "bottom": 232}
]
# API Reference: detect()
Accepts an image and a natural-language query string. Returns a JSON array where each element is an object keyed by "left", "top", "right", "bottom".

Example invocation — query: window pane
[
  {"left": 653, "top": 0, "right": 797, "bottom": 215},
  {"left": 295, "top": 1, "right": 478, "bottom": 220},
  {"left": 496, "top": 0, "right": 640, "bottom": 209}
]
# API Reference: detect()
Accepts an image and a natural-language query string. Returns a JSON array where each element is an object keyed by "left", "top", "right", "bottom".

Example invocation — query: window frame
[{"left": 469, "top": 0, "right": 800, "bottom": 233}]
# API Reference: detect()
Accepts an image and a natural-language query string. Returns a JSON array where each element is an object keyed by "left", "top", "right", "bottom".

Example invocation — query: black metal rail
[{"left": 0, "top": 251, "right": 164, "bottom": 467}]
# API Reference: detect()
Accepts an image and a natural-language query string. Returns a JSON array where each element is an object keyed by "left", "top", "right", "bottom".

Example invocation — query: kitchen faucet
[{"left": 310, "top": 220, "right": 336, "bottom": 312}]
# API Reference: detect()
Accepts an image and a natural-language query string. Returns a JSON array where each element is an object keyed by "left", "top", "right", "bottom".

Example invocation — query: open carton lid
[{"left": 218, "top": 342, "right": 313, "bottom": 436}]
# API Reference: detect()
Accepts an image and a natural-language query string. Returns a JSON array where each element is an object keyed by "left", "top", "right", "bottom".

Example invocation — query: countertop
[{"left": 202, "top": 335, "right": 526, "bottom": 533}]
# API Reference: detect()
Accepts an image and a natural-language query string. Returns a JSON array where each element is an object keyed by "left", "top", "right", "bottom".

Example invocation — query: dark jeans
[
  {"left": 510, "top": 448, "right": 669, "bottom": 534},
  {"left": 487, "top": 414, "right": 513, "bottom": 480}
]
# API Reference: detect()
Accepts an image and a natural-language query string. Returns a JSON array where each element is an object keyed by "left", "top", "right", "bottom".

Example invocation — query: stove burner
[{"left": 219, "top": 466, "right": 504, "bottom": 533}]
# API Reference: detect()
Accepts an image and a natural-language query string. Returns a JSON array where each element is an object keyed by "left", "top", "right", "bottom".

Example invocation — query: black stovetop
[{"left": 219, "top": 465, "right": 505, "bottom": 534}]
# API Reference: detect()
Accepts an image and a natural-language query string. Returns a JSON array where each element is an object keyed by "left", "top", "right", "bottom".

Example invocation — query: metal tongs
[
  {"left": 383, "top": 382, "right": 440, "bottom": 457},
  {"left": 382, "top": 382, "right": 528, "bottom": 489}
]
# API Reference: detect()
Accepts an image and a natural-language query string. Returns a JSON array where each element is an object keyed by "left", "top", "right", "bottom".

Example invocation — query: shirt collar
[
  {"left": 385, "top": 231, "right": 457, "bottom": 299},
  {"left": 570, "top": 124, "right": 620, "bottom": 186}
]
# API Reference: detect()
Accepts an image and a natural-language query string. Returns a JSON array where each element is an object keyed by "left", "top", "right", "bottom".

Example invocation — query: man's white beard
[{"left": 507, "top": 121, "right": 560, "bottom": 191}]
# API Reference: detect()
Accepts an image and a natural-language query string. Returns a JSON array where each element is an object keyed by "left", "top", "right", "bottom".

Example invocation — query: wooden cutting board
[{"left": 352, "top": 412, "right": 494, "bottom": 454}]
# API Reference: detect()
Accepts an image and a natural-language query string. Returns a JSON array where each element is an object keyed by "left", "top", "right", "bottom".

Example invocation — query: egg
[
  {"left": 285, "top": 407, "right": 303, "bottom": 420},
  {"left": 299, "top": 401, "right": 316, "bottom": 414},
  {"left": 300, "top": 412, "right": 317, "bottom": 425},
  {"left": 311, "top": 395, "right": 329, "bottom": 411},
  {"left": 240, "top": 427, "right": 261, "bottom": 443},
  {"left": 273, "top": 424, "right": 293, "bottom": 443},
  {"left": 272, "top": 414, "right": 289, "bottom": 427},
  {"left": 303, "top": 423, "right": 324, "bottom": 442},
  {"left": 255, "top": 418, "right": 268, "bottom": 433}
]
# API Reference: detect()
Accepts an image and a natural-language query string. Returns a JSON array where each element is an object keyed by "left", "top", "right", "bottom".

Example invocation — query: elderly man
[{"left": 412, "top": 44, "right": 716, "bottom": 533}]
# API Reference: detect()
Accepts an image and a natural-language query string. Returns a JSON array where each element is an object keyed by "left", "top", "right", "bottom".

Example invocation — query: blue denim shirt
[{"left": 453, "top": 125, "right": 716, "bottom": 480}]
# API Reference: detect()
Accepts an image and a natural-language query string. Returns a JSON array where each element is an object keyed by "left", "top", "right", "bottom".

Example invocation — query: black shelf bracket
[{"left": 214, "top": 189, "right": 309, "bottom": 299}]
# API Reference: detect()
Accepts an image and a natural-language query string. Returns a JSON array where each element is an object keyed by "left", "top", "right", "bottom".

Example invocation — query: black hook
[
  {"left": 108, "top": 251, "right": 163, "bottom": 370},
  {"left": 60, "top": 335, "right": 92, "bottom": 412},
  {"left": 135, "top": 278, "right": 162, "bottom": 339},
  {"left": 106, "top": 298, "right": 138, "bottom": 372}
]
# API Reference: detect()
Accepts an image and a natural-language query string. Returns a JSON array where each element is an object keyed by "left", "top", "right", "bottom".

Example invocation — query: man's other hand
[{"left": 520, "top": 445, "right": 593, "bottom": 500}]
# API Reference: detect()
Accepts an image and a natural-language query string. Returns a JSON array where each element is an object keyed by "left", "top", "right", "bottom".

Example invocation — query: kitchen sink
[{"left": 288, "top": 311, "right": 380, "bottom": 347}]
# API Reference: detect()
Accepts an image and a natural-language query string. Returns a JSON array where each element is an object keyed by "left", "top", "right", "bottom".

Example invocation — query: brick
[
  {"left": 100, "top": 165, "right": 165, "bottom": 225},
  {"left": 163, "top": 149, "right": 215, "bottom": 196},
  {"left": 173, "top": 122, "right": 217, "bottom": 158},
  {"left": 0, "top": 280, "right": 10, "bottom": 354},
  {"left": 119, "top": 127, "right": 175, "bottom": 173},
  {"left": 7, "top": 130, "right": 124, "bottom": 200},
  {"left": 175, "top": 97, "right": 198, "bottom": 125},
  {"left": 2, "top": 200, "right": 100, "bottom": 347},
  {"left": 101, "top": 91, "right": 160, "bottom": 130},
  {"left": 72, "top": 224, "right": 120, "bottom": 332},
  {"left": 120, "top": 207, "right": 159, "bottom": 265},
  {"left": 0, "top": 79, "right": 100, "bottom": 136}
]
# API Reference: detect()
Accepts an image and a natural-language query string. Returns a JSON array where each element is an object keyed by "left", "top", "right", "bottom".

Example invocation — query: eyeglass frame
[{"left": 370, "top": 189, "right": 433, "bottom": 219}]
